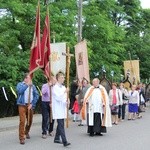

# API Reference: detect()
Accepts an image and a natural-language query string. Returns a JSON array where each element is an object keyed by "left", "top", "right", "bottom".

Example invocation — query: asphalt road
[{"left": 0, "top": 105, "right": 150, "bottom": 150}]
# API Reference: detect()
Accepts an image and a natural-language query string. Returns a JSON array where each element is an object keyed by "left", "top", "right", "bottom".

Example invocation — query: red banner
[
  {"left": 29, "top": 2, "right": 41, "bottom": 78},
  {"left": 41, "top": 9, "right": 51, "bottom": 79}
]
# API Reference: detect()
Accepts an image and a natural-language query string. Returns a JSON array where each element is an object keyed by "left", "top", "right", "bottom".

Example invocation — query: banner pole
[{"left": 66, "top": 47, "right": 70, "bottom": 128}]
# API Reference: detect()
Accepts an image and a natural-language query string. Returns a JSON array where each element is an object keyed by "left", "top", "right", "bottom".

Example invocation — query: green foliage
[
  {"left": 83, "top": 0, "right": 125, "bottom": 79},
  {"left": 0, "top": 0, "right": 150, "bottom": 93}
]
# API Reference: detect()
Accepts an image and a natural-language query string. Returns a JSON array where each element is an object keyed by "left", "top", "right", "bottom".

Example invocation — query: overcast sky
[{"left": 140, "top": 0, "right": 150, "bottom": 8}]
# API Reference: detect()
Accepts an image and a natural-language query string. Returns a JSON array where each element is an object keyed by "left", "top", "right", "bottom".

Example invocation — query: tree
[{"left": 82, "top": 0, "right": 125, "bottom": 80}]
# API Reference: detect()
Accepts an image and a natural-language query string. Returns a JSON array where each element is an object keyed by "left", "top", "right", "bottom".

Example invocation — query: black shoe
[
  {"left": 26, "top": 133, "right": 30, "bottom": 139},
  {"left": 89, "top": 133, "right": 94, "bottom": 137},
  {"left": 20, "top": 140, "right": 25, "bottom": 145},
  {"left": 54, "top": 140, "right": 62, "bottom": 144},
  {"left": 95, "top": 133, "right": 103, "bottom": 136},
  {"left": 78, "top": 124, "right": 84, "bottom": 126},
  {"left": 64, "top": 142, "right": 71, "bottom": 147}
]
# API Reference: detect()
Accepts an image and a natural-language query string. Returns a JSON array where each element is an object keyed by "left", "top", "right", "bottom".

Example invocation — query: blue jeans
[{"left": 41, "top": 101, "right": 54, "bottom": 135}]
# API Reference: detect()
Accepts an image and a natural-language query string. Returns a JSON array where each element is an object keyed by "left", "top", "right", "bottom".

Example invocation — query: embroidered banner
[
  {"left": 50, "top": 43, "right": 66, "bottom": 76},
  {"left": 75, "top": 40, "right": 90, "bottom": 82},
  {"left": 124, "top": 60, "right": 140, "bottom": 84}
]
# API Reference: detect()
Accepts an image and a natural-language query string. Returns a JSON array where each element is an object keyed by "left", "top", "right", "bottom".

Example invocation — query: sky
[{"left": 140, "top": 0, "right": 150, "bottom": 8}]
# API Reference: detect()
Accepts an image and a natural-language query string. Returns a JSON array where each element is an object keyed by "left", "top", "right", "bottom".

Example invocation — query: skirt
[
  {"left": 129, "top": 103, "right": 138, "bottom": 113},
  {"left": 111, "top": 105, "right": 119, "bottom": 115}
]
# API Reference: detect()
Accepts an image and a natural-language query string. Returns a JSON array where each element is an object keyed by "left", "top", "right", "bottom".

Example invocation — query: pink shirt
[{"left": 112, "top": 89, "right": 117, "bottom": 105}]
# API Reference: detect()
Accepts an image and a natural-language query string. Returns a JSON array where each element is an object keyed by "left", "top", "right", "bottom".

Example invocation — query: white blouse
[{"left": 128, "top": 90, "right": 139, "bottom": 105}]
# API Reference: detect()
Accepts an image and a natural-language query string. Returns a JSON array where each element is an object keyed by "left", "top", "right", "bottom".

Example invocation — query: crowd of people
[
  {"left": 70, "top": 78, "right": 147, "bottom": 134},
  {"left": 16, "top": 72, "right": 148, "bottom": 147}
]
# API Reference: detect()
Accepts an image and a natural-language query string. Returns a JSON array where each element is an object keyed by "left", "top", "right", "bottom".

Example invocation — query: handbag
[
  {"left": 101, "top": 126, "right": 107, "bottom": 133},
  {"left": 140, "top": 94, "right": 145, "bottom": 104},
  {"left": 111, "top": 104, "right": 118, "bottom": 113},
  {"left": 111, "top": 104, "right": 116, "bottom": 111}
]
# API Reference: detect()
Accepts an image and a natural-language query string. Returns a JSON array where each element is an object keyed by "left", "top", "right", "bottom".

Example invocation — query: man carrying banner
[
  {"left": 81, "top": 78, "right": 112, "bottom": 137},
  {"left": 16, "top": 73, "right": 39, "bottom": 144},
  {"left": 52, "top": 72, "right": 71, "bottom": 147},
  {"left": 41, "top": 77, "right": 56, "bottom": 139}
]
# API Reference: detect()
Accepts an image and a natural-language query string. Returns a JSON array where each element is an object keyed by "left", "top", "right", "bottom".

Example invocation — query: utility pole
[
  {"left": 44, "top": 0, "right": 48, "bottom": 5},
  {"left": 77, "top": 0, "right": 83, "bottom": 43}
]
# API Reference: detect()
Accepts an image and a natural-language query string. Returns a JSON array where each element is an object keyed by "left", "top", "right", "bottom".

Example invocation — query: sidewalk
[{"left": 0, "top": 114, "right": 41, "bottom": 132}]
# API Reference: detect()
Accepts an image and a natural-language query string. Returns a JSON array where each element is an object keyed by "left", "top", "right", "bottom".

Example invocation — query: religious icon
[
  {"left": 126, "top": 69, "right": 130, "bottom": 77},
  {"left": 51, "top": 51, "right": 60, "bottom": 62},
  {"left": 78, "top": 52, "right": 83, "bottom": 65}
]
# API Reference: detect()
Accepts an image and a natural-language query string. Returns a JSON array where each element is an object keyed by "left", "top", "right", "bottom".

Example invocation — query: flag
[
  {"left": 29, "top": 2, "right": 41, "bottom": 78},
  {"left": 41, "top": 8, "right": 51, "bottom": 79},
  {"left": 75, "top": 40, "right": 90, "bottom": 82}
]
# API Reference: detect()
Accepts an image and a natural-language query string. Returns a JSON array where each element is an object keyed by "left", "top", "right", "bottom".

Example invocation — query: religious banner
[
  {"left": 41, "top": 9, "right": 51, "bottom": 79},
  {"left": 50, "top": 42, "right": 66, "bottom": 76},
  {"left": 123, "top": 60, "right": 140, "bottom": 85},
  {"left": 29, "top": 2, "right": 41, "bottom": 78},
  {"left": 75, "top": 40, "right": 90, "bottom": 82}
]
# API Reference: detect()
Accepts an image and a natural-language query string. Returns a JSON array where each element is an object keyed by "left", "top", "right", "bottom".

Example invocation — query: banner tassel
[
  {"left": 10, "top": 86, "right": 17, "bottom": 98},
  {"left": 36, "top": 86, "right": 42, "bottom": 96},
  {"left": 2, "top": 87, "right": 8, "bottom": 101}
]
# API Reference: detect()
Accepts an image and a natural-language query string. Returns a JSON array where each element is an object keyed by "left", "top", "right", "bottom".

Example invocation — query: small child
[{"left": 72, "top": 95, "right": 79, "bottom": 122}]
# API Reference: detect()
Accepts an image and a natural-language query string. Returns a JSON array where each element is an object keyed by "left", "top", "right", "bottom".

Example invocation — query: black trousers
[
  {"left": 54, "top": 119, "right": 67, "bottom": 144},
  {"left": 118, "top": 104, "right": 126, "bottom": 119},
  {"left": 87, "top": 113, "right": 102, "bottom": 135},
  {"left": 69, "top": 96, "right": 75, "bottom": 109},
  {"left": 41, "top": 101, "right": 54, "bottom": 135}
]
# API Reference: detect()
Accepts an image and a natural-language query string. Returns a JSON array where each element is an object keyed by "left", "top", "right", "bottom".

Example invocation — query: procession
[{"left": 0, "top": 0, "right": 150, "bottom": 150}]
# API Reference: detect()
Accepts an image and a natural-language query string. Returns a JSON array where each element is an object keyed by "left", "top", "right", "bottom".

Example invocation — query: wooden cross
[{"left": 62, "top": 47, "right": 74, "bottom": 128}]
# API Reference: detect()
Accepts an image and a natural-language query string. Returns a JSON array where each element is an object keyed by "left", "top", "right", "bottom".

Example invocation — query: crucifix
[
  {"left": 62, "top": 47, "right": 74, "bottom": 128},
  {"left": 51, "top": 31, "right": 56, "bottom": 43}
]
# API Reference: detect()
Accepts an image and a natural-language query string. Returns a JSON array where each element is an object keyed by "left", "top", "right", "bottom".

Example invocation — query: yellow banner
[{"left": 123, "top": 60, "right": 140, "bottom": 85}]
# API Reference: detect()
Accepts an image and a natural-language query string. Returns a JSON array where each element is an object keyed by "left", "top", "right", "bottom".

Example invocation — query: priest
[{"left": 81, "top": 78, "right": 112, "bottom": 137}]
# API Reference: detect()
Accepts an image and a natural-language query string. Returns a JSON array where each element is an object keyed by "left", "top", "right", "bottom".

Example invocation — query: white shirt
[
  {"left": 109, "top": 89, "right": 123, "bottom": 105},
  {"left": 90, "top": 88, "right": 103, "bottom": 113},
  {"left": 52, "top": 83, "right": 67, "bottom": 119},
  {"left": 24, "top": 86, "right": 33, "bottom": 104},
  {"left": 129, "top": 90, "right": 139, "bottom": 105}
]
